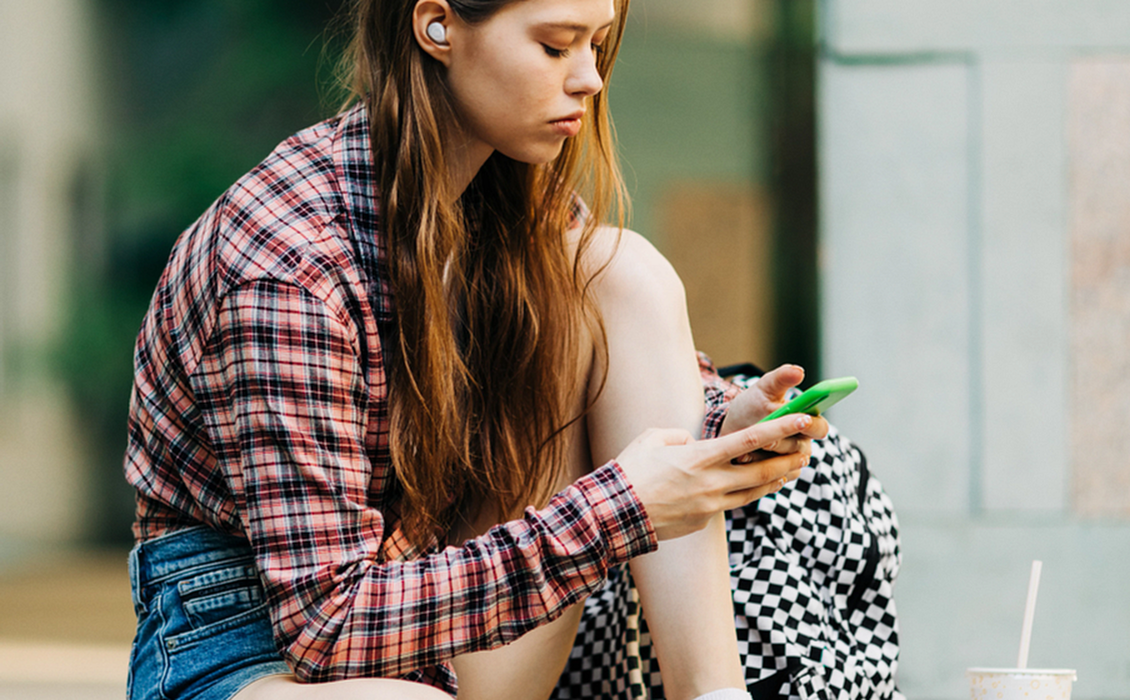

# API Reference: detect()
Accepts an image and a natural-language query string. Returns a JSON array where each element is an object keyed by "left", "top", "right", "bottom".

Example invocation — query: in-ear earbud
[{"left": 426, "top": 21, "right": 447, "bottom": 45}]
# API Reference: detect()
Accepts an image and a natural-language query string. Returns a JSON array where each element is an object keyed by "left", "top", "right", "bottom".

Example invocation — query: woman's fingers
[
  {"left": 802, "top": 415, "right": 830, "bottom": 440},
  {"left": 724, "top": 479, "right": 789, "bottom": 511},
  {"left": 726, "top": 450, "right": 809, "bottom": 492},
  {"left": 617, "top": 415, "right": 815, "bottom": 540},
  {"left": 720, "top": 464, "right": 807, "bottom": 511},
  {"left": 700, "top": 413, "right": 813, "bottom": 464},
  {"left": 738, "top": 435, "right": 812, "bottom": 457},
  {"left": 719, "top": 366, "right": 805, "bottom": 436},
  {"left": 739, "top": 414, "right": 829, "bottom": 460}
]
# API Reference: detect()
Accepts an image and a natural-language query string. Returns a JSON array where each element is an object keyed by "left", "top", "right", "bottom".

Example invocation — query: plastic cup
[{"left": 966, "top": 668, "right": 1076, "bottom": 699}]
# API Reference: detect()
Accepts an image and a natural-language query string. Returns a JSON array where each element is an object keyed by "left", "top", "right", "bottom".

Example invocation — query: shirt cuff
[
  {"left": 698, "top": 351, "right": 735, "bottom": 439},
  {"left": 702, "top": 404, "right": 729, "bottom": 440},
  {"left": 572, "top": 460, "right": 658, "bottom": 564}
]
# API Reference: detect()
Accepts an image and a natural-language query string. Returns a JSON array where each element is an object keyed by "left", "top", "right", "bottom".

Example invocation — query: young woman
[{"left": 123, "top": 1, "right": 828, "bottom": 699}]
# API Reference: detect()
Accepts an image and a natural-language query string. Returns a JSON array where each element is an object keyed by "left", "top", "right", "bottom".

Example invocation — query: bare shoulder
[{"left": 579, "top": 225, "right": 686, "bottom": 308}]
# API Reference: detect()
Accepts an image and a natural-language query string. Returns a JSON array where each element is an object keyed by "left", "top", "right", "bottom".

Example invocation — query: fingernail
[
  {"left": 799, "top": 454, "right": 811, "bottom": 468},
  {"left": 795, "top": 414, "right": 812, "bottom": 429}
]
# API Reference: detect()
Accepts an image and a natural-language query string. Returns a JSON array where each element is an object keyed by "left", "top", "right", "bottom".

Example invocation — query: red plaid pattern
[
  {"left": 698, "top": 353, "right": 735, "bottom": 438},
  {"left": 125, "top": 104, "right": 730, "bottom": 690}
]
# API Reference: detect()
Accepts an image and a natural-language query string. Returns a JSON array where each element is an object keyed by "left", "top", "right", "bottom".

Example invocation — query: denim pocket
[
  {"left": 159, "top": 589, "right": 284, "bottom": 700},
  {"left": 164, "top": 562, "right": 272, "bottom": 656},
  {"left": 129, "top": 531, "right": 290, "bottom": 700},
  {"left": 177, "top": 563, "right": 263, "bottom": 629}
]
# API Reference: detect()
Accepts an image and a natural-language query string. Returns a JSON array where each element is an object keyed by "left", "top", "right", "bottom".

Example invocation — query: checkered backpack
[{"left": 552, "top": 366, "right": 904, "bottom": 700}]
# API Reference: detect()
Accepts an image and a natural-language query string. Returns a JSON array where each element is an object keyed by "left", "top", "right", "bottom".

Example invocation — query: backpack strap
[{"left": 846, "top": 448, "right": 880, "bottom": 617}]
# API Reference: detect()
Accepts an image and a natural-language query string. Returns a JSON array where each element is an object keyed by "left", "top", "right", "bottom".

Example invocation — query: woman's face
[{"left": 439, "top": 0, "right": 616, "bottom": 165}]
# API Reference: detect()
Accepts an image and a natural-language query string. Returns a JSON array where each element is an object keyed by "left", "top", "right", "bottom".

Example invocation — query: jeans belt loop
[{"left": 128, "top": 545, "right": 146, "bottom": 615}]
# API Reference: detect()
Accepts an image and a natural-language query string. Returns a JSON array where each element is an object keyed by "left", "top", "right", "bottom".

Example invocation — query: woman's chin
[{"left": 500, "top": 141, "right": 568, "bottom": 166}]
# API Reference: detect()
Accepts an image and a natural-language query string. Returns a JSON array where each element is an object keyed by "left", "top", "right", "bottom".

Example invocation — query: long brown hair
[{"left": 345, "top": 0, "right": 629, "bottom": 547}]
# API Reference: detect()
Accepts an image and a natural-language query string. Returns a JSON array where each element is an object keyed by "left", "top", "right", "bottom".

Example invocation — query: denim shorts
[{"left": 127, "top": 526, "right": 291, "bottom": 700}]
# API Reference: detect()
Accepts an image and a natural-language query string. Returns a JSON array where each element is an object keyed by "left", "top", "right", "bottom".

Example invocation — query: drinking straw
[{"left": 1016, "top": 560, "right": 1042, "bottom": 669}]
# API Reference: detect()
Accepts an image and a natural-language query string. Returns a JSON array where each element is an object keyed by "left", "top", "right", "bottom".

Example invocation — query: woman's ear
[{"left": 413, "top": 0, "right": 453, "bottom": 65}]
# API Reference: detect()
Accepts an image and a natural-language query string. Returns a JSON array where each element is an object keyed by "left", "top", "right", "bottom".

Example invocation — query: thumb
[{"left": 756, "top": 364, "right": 805, "bottom": 402}]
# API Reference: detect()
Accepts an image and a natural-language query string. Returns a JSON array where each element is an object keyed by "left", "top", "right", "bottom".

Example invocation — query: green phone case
[{"left": 757, "top": 376, "right": 859, "bottom": 423}]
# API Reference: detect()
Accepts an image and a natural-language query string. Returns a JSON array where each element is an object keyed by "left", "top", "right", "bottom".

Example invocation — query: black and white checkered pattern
[{"left": 553, "top": 387, "right": 903, "bottom": 699}]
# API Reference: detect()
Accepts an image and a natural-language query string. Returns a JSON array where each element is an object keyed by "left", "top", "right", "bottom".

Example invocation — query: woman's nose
[{"left": 566, "top": 51, "right": 604, "bottom": 97}]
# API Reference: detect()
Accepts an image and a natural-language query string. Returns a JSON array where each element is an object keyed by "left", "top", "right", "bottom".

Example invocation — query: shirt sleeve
[
  {"left": 698, "top": 351, "right": 739, "bottom": 439},
  {"left": 199, "top": 279, "right": 657, "bottom": 683}
]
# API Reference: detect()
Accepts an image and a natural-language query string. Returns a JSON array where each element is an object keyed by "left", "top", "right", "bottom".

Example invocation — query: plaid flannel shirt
[{"left": 124, "top": 103, "right": 731, "bottom": 691}]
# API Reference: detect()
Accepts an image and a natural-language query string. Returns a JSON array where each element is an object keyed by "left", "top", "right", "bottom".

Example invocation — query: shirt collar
[
  {"left": 332, "top": 101, "right": 395, "bottom": 327},
  {"left": 333, "top": 102, "right": 381, "bottom": 252}
]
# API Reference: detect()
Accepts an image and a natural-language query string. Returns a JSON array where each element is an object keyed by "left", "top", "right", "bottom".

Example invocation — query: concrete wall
[
  {"left": 0, "top": 0, "right": 101, "bottom": 549},
  {"left": 818, "top": 1, "right": 1130, "bottom": 697}
]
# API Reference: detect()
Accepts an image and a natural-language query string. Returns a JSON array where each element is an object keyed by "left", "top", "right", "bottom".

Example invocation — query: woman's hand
[
  {"left": 719, "top": 364, "right": 829, "bottom": 463},
  {"left": 616, "top": 414, "right": 817, "bottom": 540},
  {"left": 719, "top": 364, "right": 828, "bottom": 436}
]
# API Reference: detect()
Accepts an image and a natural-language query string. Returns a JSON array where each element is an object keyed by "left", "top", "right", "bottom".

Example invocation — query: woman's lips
[{"left": 551, "top": 115, "right": 583, "bottom": 137}]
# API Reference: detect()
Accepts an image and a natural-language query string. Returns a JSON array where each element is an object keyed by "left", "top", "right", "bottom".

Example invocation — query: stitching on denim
[{"left": 156, "top": 588, "right": 172, "bottom": 700}]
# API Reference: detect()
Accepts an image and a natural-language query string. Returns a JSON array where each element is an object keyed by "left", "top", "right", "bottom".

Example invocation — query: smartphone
[{"left": 757, "top": 376, "right": 858, "bottom": 423}]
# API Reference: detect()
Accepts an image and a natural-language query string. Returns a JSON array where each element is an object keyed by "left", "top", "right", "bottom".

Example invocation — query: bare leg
[
  {"left": 449, "top": 601, "right": 587, "bottom": 700},
  {"left": 455, "top": 226, "right": 744, "bottom": 700},
  {"left": 584, "top": 228, "right": 746, "bottom": 700}
]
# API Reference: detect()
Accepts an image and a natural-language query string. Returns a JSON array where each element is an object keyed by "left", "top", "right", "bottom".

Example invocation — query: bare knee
[
  {"left": 587, "top": 227, "right": 689, "bottom": 331},
  {"left": 583, "top": 226, "right": 705, "bottom": 457}
]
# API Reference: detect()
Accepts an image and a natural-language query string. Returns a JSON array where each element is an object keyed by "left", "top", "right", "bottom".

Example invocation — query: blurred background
[{"left": 0, "top": 0, "right": 1126, "bottom": 698}]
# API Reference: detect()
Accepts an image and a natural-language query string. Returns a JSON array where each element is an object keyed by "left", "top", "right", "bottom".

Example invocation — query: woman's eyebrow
[{"left": 537, "top": 20, "right": 615, "bottom": 32}]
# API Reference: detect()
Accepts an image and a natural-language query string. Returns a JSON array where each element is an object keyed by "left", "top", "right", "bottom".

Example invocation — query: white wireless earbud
[{"left": 426, "top": 21, "right": 447, "bottom": 45}]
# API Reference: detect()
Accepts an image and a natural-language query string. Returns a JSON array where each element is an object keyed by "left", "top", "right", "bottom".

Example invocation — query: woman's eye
[{"left": 542, "top": 44, "right": 568, "bottom": 58}]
